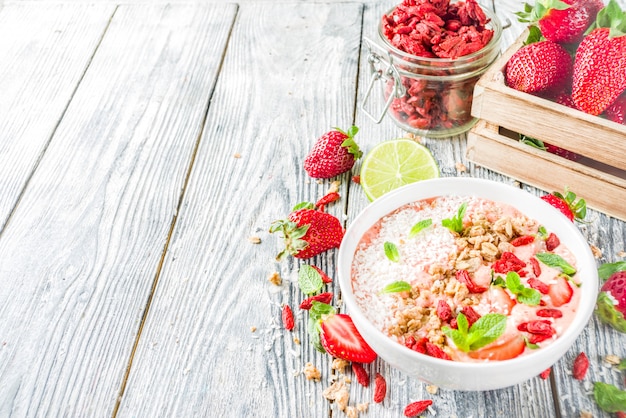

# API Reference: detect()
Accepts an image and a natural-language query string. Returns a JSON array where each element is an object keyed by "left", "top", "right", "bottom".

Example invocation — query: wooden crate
[{"left": 467, "top": 32, "right": 626, "bottom": 222}]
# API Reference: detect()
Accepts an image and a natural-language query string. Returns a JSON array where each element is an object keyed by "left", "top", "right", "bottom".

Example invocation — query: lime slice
[{"left": 360, "top": 139, "right": 439, "bottom": 201}]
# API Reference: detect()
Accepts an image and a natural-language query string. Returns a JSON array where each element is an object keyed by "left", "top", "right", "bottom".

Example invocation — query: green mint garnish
[
  {"left": 505, "top": 271, "right": 541, "bottom": 306},
  {"left": 442, "top": 312, "right": 507, "bottom": 352},
  {"left": 598, "top": 261, "right": 626, "bottom": 281},
  {"left": 535, "top": 252, "right": 576, "bottom": 276},
  {"left": 384, "top": 241, "right": 400, "bottom": 262},
  {"left": 442, "top": 202, "right": 467, "bottom": 234},
  {"left": 524, "top": 336, "right": 539, "bottom": 349},
  {"left": 593, "top": 382, "right": 626, "bottom": 413},
  {"left": 298, "top": 265, "right": 324, "bottom": 295},
  {"left": 380, "top": 280, "right": 412, "bottom": 294},
  {"left": 292, "top": 201, "right": 315, "bottom": 211},
  {"left": 408, "top": 219, "right": 432, "bottom": 238},
  {"left": 537, "top": 225, "right": 548, "bottom": 239}
]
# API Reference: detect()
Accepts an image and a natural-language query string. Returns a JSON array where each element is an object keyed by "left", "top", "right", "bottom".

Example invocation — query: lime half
[{"left": 360, "top": 139, "right": 440, "bottom": 201}]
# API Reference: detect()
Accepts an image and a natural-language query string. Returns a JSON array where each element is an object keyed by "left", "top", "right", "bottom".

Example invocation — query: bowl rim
[{"left": 338, "top": 177, "right": 598, "bottom": 372}]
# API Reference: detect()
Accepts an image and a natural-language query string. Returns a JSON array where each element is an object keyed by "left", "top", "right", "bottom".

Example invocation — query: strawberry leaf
[
  {"left": 292, "top": 201, "right": 315, "bottom": 211},
  {"left": 598, "top": 261, "right": 626, "bottom": 280}
]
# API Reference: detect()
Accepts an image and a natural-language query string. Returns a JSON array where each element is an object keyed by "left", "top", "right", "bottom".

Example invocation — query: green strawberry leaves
[
  {"left": 443, "top": 312, "right": 507, "bottom": 352},
  {"left": 593, "top": 382, "right": 626, "bottom": 413},
  {"left": 587, "top": 0, "right": 626, "bottom": 37},
  {"left": 336, "top": 125, "right": 363, "bottom": 159},
  {"left": 516, "top": 0, "right": 570, "bottom": 23},
  {"left": 269, "top": 219, "right": 310, "bottom": 260},
  {"left": 598, "top": 261, "right": 626, "bottom": 280}
]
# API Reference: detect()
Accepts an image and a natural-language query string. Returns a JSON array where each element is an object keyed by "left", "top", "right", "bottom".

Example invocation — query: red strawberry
[
  {"left": 319, "top": 313, "right": 377, "bottom": 363},
  {"left": 505, "top": 41, "right": 573, "bottom": 94},
  {"left": 603, "top": 93, "right": 626, "bottom": 125},
  {"left": 270, "top": 202, "right": 344, "bottom": 260},
  {"left": 304, "top": 126, "right": 362, "bottom": 178},
  {"left": 488, "top": 286, "right": 517, "bottom": 314},
  {"left": 517, "top": 0, "right": 603, "bottom": 44},
  {"left": 548, "top": 276, "right": 574, "bottom": 307},
  {"left": 468, "top": 334, "right": 525, "bottom": 361},
  {"left": 572, "top": 1, "right": 626, "bottom": 115},
  {"left": 540, "top": 189, "right": 586, "bottom": 222},
  {"left": 596, "top": 270, "right": 626, "bottom": 333}
]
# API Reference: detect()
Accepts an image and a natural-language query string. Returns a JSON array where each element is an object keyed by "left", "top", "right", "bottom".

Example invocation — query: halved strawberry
[
  {"left": 548, "top": 276, "right": 574, "bottom": 307},
  {"left": 319, "top": 314, "right": 377, "bottom": 363},
  {"left": 488, "top": 286, "right": 517, "bottom": 314},
  {"left": 468, "top": 334, "right": 525, "bottom": 361},
  {"left": 540, "top": 189, "right": 586, "bottom": 222}
]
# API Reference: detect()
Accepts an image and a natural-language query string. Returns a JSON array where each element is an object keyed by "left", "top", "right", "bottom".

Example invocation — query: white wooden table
[{"left": 0, "top": 1, "right": 624, "bottom": 417}]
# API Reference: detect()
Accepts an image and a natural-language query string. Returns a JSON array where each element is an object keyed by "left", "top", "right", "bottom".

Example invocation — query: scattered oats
[
  {"left": 579, "top": 411, "right": 593, "bottom": 418},
  {"left": 323, "top": 380, "right": 350, "bottom": 411},
  {"left": 332, "top": 358, "right": 349, "bottom": 374},
  {"left": 317, "top": 179, "right": 324, "bottom": 185},
  {"left": 250, "top": 326, "right": 257, "bottom": 333},
  {"left": 426, "top": 384, "right": 439, "bottom": 394},
  {"left": 455, "top": 162, "right": 467, "bottom": 172},
  {"left": 345, "top": 406, "right": 358, "bottom": 418},
  {"left": 618, "top": 250, "right": 626, "bottom": 258},
  {"left": 248, "top": 236, "right": 262, "bottom": 244},
  {"left": 513, "top": 180, "right": 520, "bottom": 188},
  {"left": 604, "top": 354, "right": 621, "bottom": 366},
  {"left": 357, "top": 403, "right": 368, "bottom": 413},
  {"left": 328, "top": 180, "right": 341, "bottom": 194},
  {"left": 590, "top": 244, "right": 602, "bottom": 259},
  {"left": 304, "top": 362, "right": 321, "bottom": 382},
  {"left": 268, "top": 271, "right": 282, "bottom": 286},
  {"left": 233, "top": 152, "right": 241, "bottom": 158},
  {"left": 293, "top": 337, "right": 301, "bottom": 345},
  {"left": 345, "top": 377, "right": 352, "bottom": 384}
]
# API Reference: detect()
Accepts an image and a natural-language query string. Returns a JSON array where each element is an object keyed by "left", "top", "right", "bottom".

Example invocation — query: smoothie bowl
[{"left": 338, "top": 178, "right": 598, "bottom": 391}]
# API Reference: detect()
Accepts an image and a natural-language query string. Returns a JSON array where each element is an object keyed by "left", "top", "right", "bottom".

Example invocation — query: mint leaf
[
  {"left": 467, "top": 313, "right": 507, "bottom": 351},
  {"left": 409, "top": 219, "right": 432, "bottom": 238},
  {"left": 505, "top": 271, "right": 524, "bottom": 293},
  {"left": 593, "top": 382, "right": 626, "bottom": 413},
  {"left": 457, "top": 312, "right": 469, "bottom": 334},
  {"left": 598, "top": 261, "right": 626, "bottom": 281},
  {"left": 442, "top": 202, "right": 467, "bottom": 234},
  {"left": 292, "top": 201, "right": 315, "bottom": 211},
  {"left": 381, "top": 280, "right": 412, "bottom": 294},
  {"left": 298, "top": 265, "right": 324, "bottom": 295},
  {"left": 524, "top": 337, "right": 539, "bottom": 349},
  {"left": 504, "top": 271, "right": 541, "bottom": 306},
  {"left": 535, "top": 252, "right": 576, "bottom": 275},
  {"left": 309, "top": 301, "right": 336, "bottom": 321},
  {"left": 443, "top": 327, "right": 469, "bottom": 352},
  {"left": 384, "top": 241, "right": 400, "bottom": 262}
]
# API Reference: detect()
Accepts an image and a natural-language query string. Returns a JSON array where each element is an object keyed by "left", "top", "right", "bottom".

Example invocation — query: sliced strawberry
[
  {"left": 320, "top": 314, "right": 377, "bottom": 363},
  {"left": 548, "top": 276, "right": 573, "bottom": 307},
  {"left": 488, "top": 286, "right": 517, "bottom": 314},
  {"left": 468, "top": 334, "right": 525, "bottom": 361}
]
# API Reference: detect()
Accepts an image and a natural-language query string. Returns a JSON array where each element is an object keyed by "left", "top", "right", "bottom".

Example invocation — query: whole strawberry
[
  {"left": 540, "top": 189, "right": 586, "bottom": 222},
  {"left": 596, "top": 268, "right": 626, "bottom": 333},
  {"left": 270, "top": 202, "right": 344, "bottom": 260},
  {"left": 520, "top": 134, "right": 580, "bottom": 161},
  {"left": 517, "top": 0, "right": 603, "bottom": 44},
  {"left": 572, "top": 0, "right": 626, "bottom": 115},
  {"left": 604, "top": 93, "right": 626, "bottom": 125},
  {"left": 304, "top": 126, "right": 362, "bottom": 179},
  {"left": 505, "top": 40, "right": 573, "bottom": 94}
]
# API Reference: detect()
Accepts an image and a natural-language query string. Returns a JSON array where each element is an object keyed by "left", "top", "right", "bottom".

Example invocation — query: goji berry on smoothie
[{"left": 350, "top": 195, "right": 581, "bottom": 362}]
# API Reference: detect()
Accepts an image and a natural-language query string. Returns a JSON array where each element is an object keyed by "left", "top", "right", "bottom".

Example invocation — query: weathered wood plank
[
  {"left": 0, "top": 3, "right": 114, "bottom": 233},
  {"left": 117, "top": 3, "right": 363, "bottom": 417},
  {"left": 0, "top": 4, "right": 235, "bottom": 416}
]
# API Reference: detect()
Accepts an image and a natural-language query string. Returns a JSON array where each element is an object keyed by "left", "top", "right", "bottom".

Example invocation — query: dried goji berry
[
  {"left": 456, "top": 269, "right": 487, "bottom": 293},
  {"left": 536, "top": 308, "right": 563, "bottom": 318},
  {"left": 373, "top": 373, "right": 387, "bottom": 403},
  {"left": 436, "top": 299, "right": 452, "bottom": 322},
  {"left": 405, "top": 336, "right": 427, "bottom": 354},
  {"left": 529, "top": 257, "right": 542, "bottom": 277},
  {"left": 282, "top": 304, "right": 295, "bottom": 331},
  {"left": 426, "top": 342, "right": 451, "bottom": 361},
  {"left": 315, "top": 192, "right": 340, "bottom": 212},
  {"left": 529, "top": 333, "right": 553, "bottom": 344},
  {"left": 526, "top": 320, "right": 555, "bottom": 336},
  {"left": 546, "top": 232, "right": 560, "bottom": 251},
  {"left": 539, "top": 368, "right": 551, "bottom": 380},
  {"left": 352, "top": 362, "right": 370, "bottom": 387},
  {"left": 310, "top": 265, "right": 333, "bottom": 284},
  {"left": 572, "top": 352, "right": 589, "bottom": 380},
  {"left": 493, "top": 252, "right": 526, "bottom": 274},
  {"left": 510, "top": 235, "right": 535, "bottom": 247},
  {"left": 404, "top": 400, "right": 433, "bottom": 417},
  {"left": 616, "top": 411, "right": 626, "bottom": 418},
  {"left": 351, "top": 175, "right": 360, "bottom": 184},
  {"left": 461, "top": 306, "right": 481, "bottom": 328},
  {"left": 527, "top": 278, "right": 549, "bottom": 294},
  {"left": 299, "top": 292, "right": 333, "bottom": 310}
]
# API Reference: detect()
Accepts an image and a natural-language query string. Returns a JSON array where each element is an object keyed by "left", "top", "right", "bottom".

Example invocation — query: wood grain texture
[
  {"left": 0, "top": 4, "right": 235, "bottom": 416},
  {"left": 117, "top": 3, "right": 363, "bottom": 417},
  {"left": 0, "top": 3, "right": 114, "bottom": 233}
]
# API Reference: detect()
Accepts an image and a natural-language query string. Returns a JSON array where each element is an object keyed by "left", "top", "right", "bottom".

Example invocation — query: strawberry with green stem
[
  {"left": 596, "top": 262, "right": 626, "bottom": 333},
  {"left": 304, "top": 126, "right": 362, "bottom": 179},
  {"left": 572, "top": 0, "right": 626, "bottom": 115},
  {"left": 540, "top": 188, "right": 586, "bottom": 222}
]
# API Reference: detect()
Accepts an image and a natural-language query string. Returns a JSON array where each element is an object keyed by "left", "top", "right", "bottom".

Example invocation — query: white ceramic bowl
[{"left": 338, "top": 177, "right": 598, "bottom": 391}]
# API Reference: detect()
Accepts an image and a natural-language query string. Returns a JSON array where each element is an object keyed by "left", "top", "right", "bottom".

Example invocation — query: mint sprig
[
  {"left": 598, "top": 261, "right": 626, "bottom": 281},
  {"left": 408, "top": 219, "right": 432, "bottom": 238},
  {"left": 443, "top": 312, "right": 507, "bottom": 352},
  {"left": 442, "top": 202, "right": 467, "bottom": 234},
  {"left": 384, "top": 241, "right": 400, "bottom": 262},
  {"left": 381, "top": 280, "right": 412, "bottom": 294},
  {"left": 505, "top": 271, "right": 541, "bottom": 306},
  {"left": 535, "top": 252, "right": 576, "bottom": 275},
  {"left": 298, "top": 265, "right": 324, "bottom": 295},
  {"left": 593, "top": 382, "right": 626, "bottom": 413}
]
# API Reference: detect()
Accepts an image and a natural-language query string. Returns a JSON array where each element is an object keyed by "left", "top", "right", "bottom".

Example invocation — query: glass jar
[{"left": 361, "top": 6, "right": 502, "bottom": 138}]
